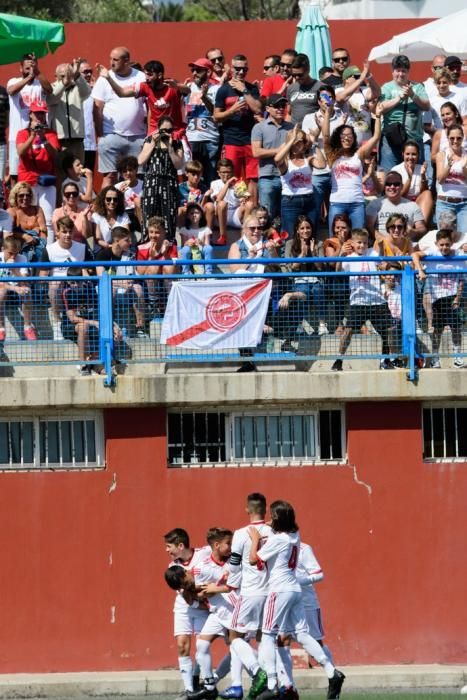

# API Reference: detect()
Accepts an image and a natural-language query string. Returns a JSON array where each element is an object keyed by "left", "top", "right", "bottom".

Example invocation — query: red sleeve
[
  {"left": 46, "top": 130, "right": 60, "bottom": 149},
  {"left": 136, "top": 246, "right": 149, "bottom": 261},
  {"left": 260, "top": 78, "right": 274, "bottom": 98},
  {"left": 16, "top": 128, "right": 28, "bottom": 145},
  {"left": 169, "top": 243, "right": 178, "bottom": 259},
  {"left": 136, "top": 82, "right": 149, "bottom": 99}
]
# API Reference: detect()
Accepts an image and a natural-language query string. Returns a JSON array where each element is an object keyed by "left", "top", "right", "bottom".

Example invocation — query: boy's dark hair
[
  {"left": 270, "top": 500, "right": 299, "bottom": 533},
  {"left": 164, "top": 528, "right": 190, "bottom": 547},
  {"left": 144, "top": 60, "right": 164, "bottom": 74},
  {"left": 265, "top": 54, "right": 280, "bottom": 67},
  {"left": 247, "top": 492, "right": 266, "bottom": 516},
  {"left": 281, "top": 48, "right": 297, "bottom": 59},
  {"left": 217, "top": 158, "right": 234, "bottom": 170},
  {"left": 62, "top": 152, "right": 79, "bottom": 174},
  {"left": 117, "top": 155, "right": 138, "bottom": 173},
  {"left": 56, "top": 215, "right": 74, "bottom": 231},
  {"left": 436, "top": 229, "right": 453, "bottom": 242},
  {"left": 318, "top": 85, "right": 336, "bottom": 100},
  {"left": 391, "top": 54, "right": 410, "bottom": 71},
  {"left": 386, "top": 261, "right": 403, "bottom": 271},
  {"left": 164, "top": 565, "right": 186, "bottom": 590},
  {"left": 206, "top": 527, "right": 233, "bottom": 545},
  {"left": 111, "top": 226, "right": 130, "bottom": 243},
  {"left": 185, "top": 160, "right": 203, "bottom": 175},
  {"left": 185, "top": 203, "right": 207, "bottom": 228},
  {"left": 351, "top": 228, "right": 369, "bottom": 240},
  {"left": 318, "top": 66, "right": 333, "bottom": 80},
  {"left": 232, "top": 54, "right": 248, "bottom": 63},
  {"left": 147, "top": 216, "right": 166, "bottom": 230},
  {"left": 292, "top": 54, "right": 310, "bottom": 71}
]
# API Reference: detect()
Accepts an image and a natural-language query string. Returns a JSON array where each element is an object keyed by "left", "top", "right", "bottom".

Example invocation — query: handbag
[
  {"left": 384, "top": 99, "right": 408, "bottom": 149},
  {"left": 37, "top": 174, "right": 57, "bottom": 187}
]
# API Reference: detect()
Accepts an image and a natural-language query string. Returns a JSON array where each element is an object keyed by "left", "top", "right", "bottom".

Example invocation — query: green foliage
[
  {"left": 155, "top": 2, "right": 185, "bottom": 21},
  {"left": 1, "top": 2, "right": 74, "bottom": 21},
  {"left": 71, "top": 0, "right": 152, "bottom": 22},
  {"left": 180, "top": 3, "right": 218, "bottom": 20},
  {"left": 183, "top": 0, "right": 300, "bottom": 20}
]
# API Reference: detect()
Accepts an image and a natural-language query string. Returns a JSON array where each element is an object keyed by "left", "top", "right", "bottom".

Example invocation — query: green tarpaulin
[{"left": 0, "top": 13, "right": 65, "bottom": 65}]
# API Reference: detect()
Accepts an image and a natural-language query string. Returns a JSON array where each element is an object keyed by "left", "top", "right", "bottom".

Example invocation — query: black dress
[{"left": 141, "top": 138, "right": 181, "bottom": 240}]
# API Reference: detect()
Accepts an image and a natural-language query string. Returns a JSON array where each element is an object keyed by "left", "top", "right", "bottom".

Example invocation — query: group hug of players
[{"left": 164, "top": 493, "right": 345, "bottom": 700}]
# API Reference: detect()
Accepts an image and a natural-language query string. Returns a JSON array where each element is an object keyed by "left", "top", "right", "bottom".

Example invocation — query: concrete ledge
[{"left": 0, "top": 666, "right": 465, "bottom": 697}]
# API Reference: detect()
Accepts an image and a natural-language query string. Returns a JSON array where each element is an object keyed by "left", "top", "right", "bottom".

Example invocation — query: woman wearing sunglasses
[
  {"left": 6, "top": 182, "right": 47, "bottom": 262},
  {"left": 91, "top": 186, "right": 129, "bottom": 249},
  {"left": 435, "top": 124, "right": 467, "bottom": 232},
  {"left": 138, "top": 115, "right": 184, "bottom": 240},
  {"left": 374, "top": 214, "right": 413, "bottom": 264},
  {"left": 52, "top": 182, "right": 91, "bottom": 243}
]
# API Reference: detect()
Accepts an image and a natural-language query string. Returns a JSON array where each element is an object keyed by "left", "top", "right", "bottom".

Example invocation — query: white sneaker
[
  {"left": 453, "top": 356, "right": 464, "bottom": 368},
  {"left": 431, "top": 357, "right": 441, "bottom": 369},
  {"left": 53, "top": 321, "right": 64, "bottom": 341},
  {"left": 416, "top": 321, "right": 424, "bottom": 335},
  {"left": 318, "top": 322, "right": 329, "bottom": 336}
]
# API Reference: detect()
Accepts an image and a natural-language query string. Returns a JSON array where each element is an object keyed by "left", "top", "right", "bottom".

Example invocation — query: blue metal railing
[{"left": 0, "top": 255, "right": 465, "bottom": 386}]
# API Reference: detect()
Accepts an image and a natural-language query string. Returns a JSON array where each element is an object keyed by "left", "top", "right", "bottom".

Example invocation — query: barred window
[
  {"left": 422, "top": 405, "right": 467, "bottom": 462},
  {"left": 168, "top": 409, "right": 345, "bottom": 467},
  {"left": 0, "top": 412, "right": 105, "bottom": 470}
]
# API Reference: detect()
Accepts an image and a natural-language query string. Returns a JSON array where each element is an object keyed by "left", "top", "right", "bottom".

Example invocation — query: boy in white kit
[
  {"left": 249, "top": 501, "right": 345, "bottom": 700},
  {"left": 226, "top": 493, "right": 272, "bottom": 700},
  {"left": 164, "top": 528, "right": 211, "bottom": 698}
]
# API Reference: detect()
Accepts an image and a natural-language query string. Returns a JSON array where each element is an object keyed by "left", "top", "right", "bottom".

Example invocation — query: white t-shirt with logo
[
  {"left": 257, "top": 530, "right": 301, "bottom": 593},
  {"left": 341, "top": 250, "right": 386, "bottom": 305},
  {"left": 170, "top": 545, "right": 211, "bottom": 613},
  {"left": 7, "top": 77, "right": 46, "bottom": 138},
  {"left": 91, "top": 69, "right": 146, "bottom": 137},
  {"left": 227, "top": 521, "right": 272, "bottom": 596},
  {"left": 424, "top": 249, "right": 467, "bottom": 301},
  {"left": 330, "top": 152, "right": 364, "bottom": 204},
  {"left": 42, "top": 240, "right": 88, "bottom": 277},
  {"left": 0, "top": 252, "right": 29, "bottom": 282},
  {"left": 115, "top": 180, "right": 143, "bottom": 210}
]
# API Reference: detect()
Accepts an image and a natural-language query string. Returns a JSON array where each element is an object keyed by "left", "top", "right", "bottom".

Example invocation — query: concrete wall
[
  {"left": 0, "top": 18, "right": 434, "bottom": 89},
  {"left": 1, "top": 402, "right": 466, "bottom": 672}
]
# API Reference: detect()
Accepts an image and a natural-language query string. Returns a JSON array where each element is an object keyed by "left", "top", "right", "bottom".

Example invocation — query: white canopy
[{"left": 369, "top": 9, "right": 467, "bottom": 63}]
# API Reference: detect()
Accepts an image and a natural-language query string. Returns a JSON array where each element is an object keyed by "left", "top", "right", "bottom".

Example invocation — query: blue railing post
[
  {"left": 98, "top": 272, "right": 115, "bottom": 387},
  {"left": 401, "top": 265, "right": 417, "bottom": 382}
]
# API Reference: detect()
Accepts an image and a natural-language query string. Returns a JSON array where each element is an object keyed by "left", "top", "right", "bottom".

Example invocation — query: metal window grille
[
  {"left": 167, "top": 409, "right": 345, "bottom": 466},
  {"left": 0, "top": 412, "right": 105, "bottom": 470},
  {"left": 422, "top": 405, "right": 467, "bottom": 461}
]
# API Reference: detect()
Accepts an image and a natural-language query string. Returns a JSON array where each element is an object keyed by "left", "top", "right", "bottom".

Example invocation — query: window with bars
[
  {"left": 0, "top": 412, "right": 105, "bottom": 470},
  {"left": 422, "top": 405, "right": 467, "bottom": 461},
  {"left": 167, "top": 409, "right": 345, "bottom": 466}
]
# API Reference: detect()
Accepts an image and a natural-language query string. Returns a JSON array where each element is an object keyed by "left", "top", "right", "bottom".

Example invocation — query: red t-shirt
[
  {"left": 136, "top": 241, "right": 178, "bottom": 261},
  {"left": 135, "top": 82, "right": 185, "bottom": 135},
  {"left": 260, "top": 75, "right": 285, "bottom": 98},
  {"left": 16, "top": 128, "right": 60, "bottom": 186}
]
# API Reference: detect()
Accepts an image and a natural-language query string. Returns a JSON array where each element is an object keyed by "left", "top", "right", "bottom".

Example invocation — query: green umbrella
[
  {"left": 0, "top": 13, "right": 65, "bottom": 65},
  {"left": 295, "top": 2, "right": 332, "bottom": 79}
]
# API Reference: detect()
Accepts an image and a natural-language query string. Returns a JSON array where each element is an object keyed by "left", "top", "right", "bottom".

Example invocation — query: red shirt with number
[{"left": 16, "top": 128, "right": 60, "bottom": 186}]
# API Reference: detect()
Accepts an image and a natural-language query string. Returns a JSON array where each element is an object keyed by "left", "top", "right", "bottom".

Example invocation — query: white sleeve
[
  {"left": 297, "top": 544, "right": 324, "bottom": 586},
  {"left": 257, "top": 534, "right": 283, "bottom": 563},
  {"left": 91, "top": 77, "right": 109, "bottom": 102}
]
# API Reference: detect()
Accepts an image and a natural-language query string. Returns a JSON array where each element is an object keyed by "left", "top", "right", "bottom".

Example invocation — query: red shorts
[{"left": 224, "top": 144, "right": 258, "bottom": 180}]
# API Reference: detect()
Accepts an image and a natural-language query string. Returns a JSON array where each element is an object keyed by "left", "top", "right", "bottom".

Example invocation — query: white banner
[{"left": 160, "top": 279, "right": 272, "bottom": 349}]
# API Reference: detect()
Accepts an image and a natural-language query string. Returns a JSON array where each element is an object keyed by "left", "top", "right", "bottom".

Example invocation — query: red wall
[
  {"left": 0, "top": 401, "right": 466, "bottom": 672},
  {"left": 0, "top": 18, "right": 435, "bottom": 89}
]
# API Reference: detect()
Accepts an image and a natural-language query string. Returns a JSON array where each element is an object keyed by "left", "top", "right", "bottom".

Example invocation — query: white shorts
[
  {"left": 200, "top": 613, "right": 230, "bottom": 638},
  {"left": 231, "top": 594, "right": 266, "bottom": 633},
  {"left": 304, "top": 606, "right": 324, "bottom": 640},
  {"left": 262, "top": 590, "right": 309, "bottom": 636},
  {"left": 174, "top": 606, "right": 209, "bottom": 637}
]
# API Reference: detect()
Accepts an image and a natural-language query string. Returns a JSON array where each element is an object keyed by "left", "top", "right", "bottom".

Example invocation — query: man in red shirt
[
  {"left": 260, "top": 55, "right": 284, "bottom": 98},
  {"left": 97, "top": 60, "right": 186, "bottom": 138}
]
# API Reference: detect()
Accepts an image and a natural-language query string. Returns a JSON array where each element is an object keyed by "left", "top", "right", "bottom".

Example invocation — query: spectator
[
  {"left": 40, "top": 215, "right": 93, "bottom": 341},
  {"left": 379, "top": 54, "right": 430, "bottom": 171},
  {"left": 423, "top": 55, "right": 447, "bottom": 100},
  {"left": 332, "top": 228, "right": 393, "bottom": 371},
  {"left": 206, "top": 158, "right": 254, "bottom": 244},
  {"left": 178, "top": 160, "right": 208, "bottom": 221},
  {"left": 374, "top": 214, "right": 414, "bottom": 261},
  {"left": 287, "top": 54, "right": 322, "bottom": 125},
  {"left": 92, "top": 186, "right": 130, "bottom": 249},
  {"left": 322, "top": 101, "right": 383, "bottom": 232},
  {"left": 416, "top": 210, "right": 467, "bottom": 252},
  {"left": 92, "top": 47, "right": 146, "bottom": 187},
  {"left": 278, "top": 215, "right": 328, "bottom": 340},
  {"left": 251, "top": 93, "right": 294, "bottom": 222},
  {"left": 277, "top": 48, "right": 297, "bottom": 96},
  {"left": 61, "top": 152, "right": 94, "bottom": 203},
  {"left": 7, "top": 53, "right": 52, "bottom": 184},
  {"left": 362, "top": 148, "right": 384, "bottom": 201},
  {"left": 7, "top": 181, "right": 47, "bottom": 261},
  {"left": 412, "top": 230, "right": 466, "bottom": 368},
  {"left": 381, "top": 261, "right": 404, "bottom": 367},
  {"left": 15, "top": 101, "right": 60, "bottom": 242},
  {"left": 115, "top": 155, "right": 143, "bottom": 234},
  {"left": 335, "top": 61, "right": 381, "bottom": 145},
  {"left": 428, "top": 69, "right": 467, "bottom": 130},
  {"left": 444, "top": 56, "right": 467, "bottom": 94},
  {"left": 431, "top": 101, "right": 466, "bottom": 161},
  {"left": 136, "top": 216, "right": 177, "bottom": 314},
  {"left": 52, "top": 182, "right": 91, "bottom": 244},
  {"left": 61, "top": 267, "right": 100, "bottom": 375},
  {"left": 96, "top": 226, "right": 147, "bottom": 338},
  {"left": 78, "top": 60, "right": 97, "bottom": 172},
  {"left": 392, "top": 141, "right": 433, "bottom": 223},
  {"left": 435, "top": 124, "right": 467, "bottom": 233},
  {"left": 0, "top": 188, "right": 14, "bottom": 234},
  {"left": 214, "top": 54, "right": 262, "bottom": 201},
  {"left": 366, "top": 171, "right": 427, "bottom": 241},
  {"left": 138, "top": 116, "right": 184, "bottom": 239},
  {"left": 274, "top": 125, "right": 326, "bottom": 238},
  {"left": 324, "top": 48, "right": 351, "bottom": 88},
  {"left": 0, "top": 83, "right": 8, "bottom": 182},
  {"left": 48, "top": 59, "right": 92, "bottom": 166},
  {"left": 179, "top": 203, "right": 213, "bottom": 275},
  {"left": 0, "top": 237, "right": 37, "bottom": 342},
  {"left": 206, "top": 48, "right": 229, "bottom": 86},
  {"left": 323, "top": 214, "right": 353, "bottom": 333},
  {"left": 260, "top": 55, "right": 283, "bottom": 98},
  {"left": 185, "top": 58, "right": 220, "bottom": 186}
]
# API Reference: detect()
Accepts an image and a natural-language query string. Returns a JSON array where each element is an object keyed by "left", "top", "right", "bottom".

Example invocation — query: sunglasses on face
[
  {"left": 388, "top": 224, "right": 405, "bottom": 230},
  {"left": 280, "top": 62, "right": 292, "bottom": 68},
  {"left": 210, "top": 56, "right": 224, "bottom": 63},
  {"left": 263, "top": 65, "right": 274, "bottom": 70},
  {"left": 233, "top": 66, "right": 248, "bottom": 73},
  {"left": 292, "top": 72, "right": 305, "bottom": 78},
  {"left": 333, "top": 56, "right": 349, "bottom": 63},
  {"left": 105, "top": 197, "right": 118, "bottom": 203},
  {"left": 160, "top": 127, "right": 174, "bottom": 133},
  {"left": 247, "top": 226, "right": 261, "bottom": 231},
  {"left": 64, "top": 191, "right": 79, "bottom": 198},
  {"left": 17, "top": 193, "right": 31, "bottom": 198},
  {"left": 385, "top": 182, "right": 402, "bottom": 188},
  {"left": 81, "top": 69, "right": 93, "bottom": 74},
  {"left": 191, "top": 67, "right": 206, "bottom": 73}
]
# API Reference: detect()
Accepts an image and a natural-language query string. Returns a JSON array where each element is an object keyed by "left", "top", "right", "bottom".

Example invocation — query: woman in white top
[
  {"left": 435, "top": 124, "right": 467, "bottom": 232},
  {"left": 392, "top": 140, "right": 433, "bottom": 223},
  {"left": 274, "top": 125, "right": 325, "bottom": 238},
  {"left": 431, "top": 102, "right": 467, "bottom": 162},
  {"left": 322, "top": 101, "right": 382, "bottom": 234},
  {"left": 429, "top": 69, "right": 467, "bottom": 131},
  {"left": 91, "top": 186, "right": 130, "bottom": 249}
]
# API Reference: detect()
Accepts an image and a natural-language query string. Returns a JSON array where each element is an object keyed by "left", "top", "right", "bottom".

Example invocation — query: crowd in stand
[{"left": 0, "top": 44, "right": 466, "bottom": 373}]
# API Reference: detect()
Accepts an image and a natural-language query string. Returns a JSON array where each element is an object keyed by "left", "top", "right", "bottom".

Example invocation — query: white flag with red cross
[{"left": 160, "top": 279, "right": 272, "bottom": 349}]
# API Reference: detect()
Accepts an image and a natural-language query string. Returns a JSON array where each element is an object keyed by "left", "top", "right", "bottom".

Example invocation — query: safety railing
[{"left": 0, "top": 256, "right": 466, "bottom": 387}]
